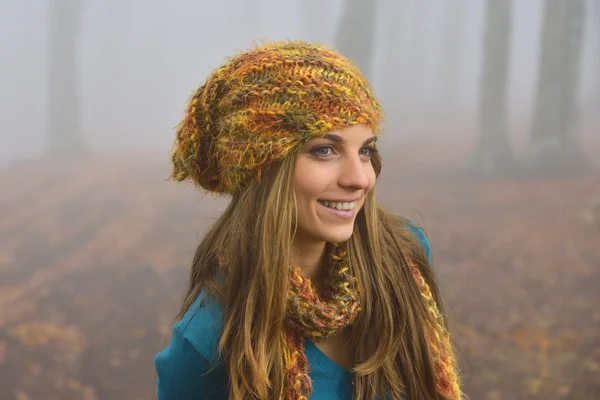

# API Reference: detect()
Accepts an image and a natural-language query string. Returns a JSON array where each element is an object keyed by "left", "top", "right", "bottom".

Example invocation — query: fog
[
  {"left": 1, "top": 0, "right": 598, "bottom": 161},
  {"left": 0, "top": 1, "right": 599, "bottom": 399}
]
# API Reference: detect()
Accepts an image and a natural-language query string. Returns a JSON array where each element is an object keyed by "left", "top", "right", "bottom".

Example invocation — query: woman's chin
[
  {"left": 295, "top": 221, "right": 356, "bottom": 245},
  {"left": 321, "top": 228, "right": 355, "bottom": 244}
]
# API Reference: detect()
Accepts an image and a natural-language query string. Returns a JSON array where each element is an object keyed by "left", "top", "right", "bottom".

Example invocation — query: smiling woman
[
  {"left": 294, "top": 125, "right": 377, "bottom": 246},
  {"left": 154, "top": 41, "right": 464, "bottom": 400}
]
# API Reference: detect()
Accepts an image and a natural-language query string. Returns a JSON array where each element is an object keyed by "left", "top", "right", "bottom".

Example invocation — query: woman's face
[{"left": 293, "top": 124, "right": 377, "bottom": 245}]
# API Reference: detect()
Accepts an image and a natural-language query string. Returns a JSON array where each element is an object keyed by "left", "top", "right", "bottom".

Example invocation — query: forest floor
[{"left": 0, "top": 125, "right": 599, "bottom": 399}]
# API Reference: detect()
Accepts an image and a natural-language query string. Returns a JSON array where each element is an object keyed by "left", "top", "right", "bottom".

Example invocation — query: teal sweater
[{"left": 154, "top": 225, "right": 431, "bottom": 399}]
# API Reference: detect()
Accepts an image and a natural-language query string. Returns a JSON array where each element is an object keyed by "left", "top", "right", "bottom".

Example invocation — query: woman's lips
[{"left": 317, "top": 200, "right": 357, "bottom": 219}]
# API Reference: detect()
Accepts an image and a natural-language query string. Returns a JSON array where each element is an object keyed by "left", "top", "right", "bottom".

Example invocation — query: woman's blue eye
[
  {"left": 360, "top": 147, "right": 376, "bottom": 157},
  {"left": 313, "top": 146, "right": 334, "bottom": 157}
]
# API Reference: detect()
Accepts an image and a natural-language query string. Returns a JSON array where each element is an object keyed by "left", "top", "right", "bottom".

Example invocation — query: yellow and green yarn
[
  {"left": 284, "top": 244, "right": 360, "bottom": 399},
  {"left": 170, "top": 40, "right": 382, "bottom": 194},
  {"left": 170, "top": 40, "right": 462, "bottom": 399},
  {"left": 404, "top": 250, "right": 463, "bottom": 399}
]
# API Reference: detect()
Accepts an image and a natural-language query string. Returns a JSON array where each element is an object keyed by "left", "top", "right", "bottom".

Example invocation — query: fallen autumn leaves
[{"left": 0, "top": 138, "right": 598, "bottom": 399}]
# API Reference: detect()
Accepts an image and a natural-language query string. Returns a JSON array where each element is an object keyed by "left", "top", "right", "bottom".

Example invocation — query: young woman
[{"left": 155, "top": 41, "right": 463, "bottom": 400}]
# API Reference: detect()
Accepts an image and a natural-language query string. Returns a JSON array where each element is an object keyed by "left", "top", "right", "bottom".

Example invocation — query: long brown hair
[{"left": 173, "top": 152, "right": 456, "bottom": 399}]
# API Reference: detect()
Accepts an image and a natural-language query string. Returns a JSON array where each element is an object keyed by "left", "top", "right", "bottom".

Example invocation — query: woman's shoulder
[
  {"left": 174, "top": 291, "right": 225, "bottom": 363},
  {"left": 154, "top": 292, "right": 228, "bottom": 399},
  {"left": 403, "top": 220, "right": 432, "bottom": 265}
]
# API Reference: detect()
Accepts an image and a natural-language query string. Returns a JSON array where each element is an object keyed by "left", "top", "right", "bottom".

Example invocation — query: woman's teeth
[{"left": 319, "top": 200, "right": 355, "bottom": 210}]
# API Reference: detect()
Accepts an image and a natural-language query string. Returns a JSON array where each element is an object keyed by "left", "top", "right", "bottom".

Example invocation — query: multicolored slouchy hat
[{"left": 170, "top": 40, "right": 383, "bottom": 194}]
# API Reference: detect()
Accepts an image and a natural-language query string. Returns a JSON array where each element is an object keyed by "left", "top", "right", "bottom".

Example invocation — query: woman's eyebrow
[
  {"left": 322, "top": 133, "right": 345, "bottom": 143},
  {"left": 363, "top": 136, "right": 377, "bottom": 145},
  {"left": 321, "top": 134, "right": 378, "bottom": 145}
]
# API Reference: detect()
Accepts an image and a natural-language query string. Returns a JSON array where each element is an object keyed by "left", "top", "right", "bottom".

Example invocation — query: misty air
[{"left": 0, "top": 0, "right": 599, "bottom": 399}]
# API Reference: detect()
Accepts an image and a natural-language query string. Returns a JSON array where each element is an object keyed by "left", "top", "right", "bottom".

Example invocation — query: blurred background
[{"left": 0, "top": 0, "right": 598, "bottom": 399}]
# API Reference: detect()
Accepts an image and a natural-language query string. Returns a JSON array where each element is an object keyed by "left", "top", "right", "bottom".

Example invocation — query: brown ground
[{"left": 0, "top": 130, "right": 599, "bottom": 399}]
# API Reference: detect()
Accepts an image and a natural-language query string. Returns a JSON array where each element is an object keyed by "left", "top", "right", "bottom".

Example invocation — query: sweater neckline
[{"left": 304, "top": 338, "right": 353, "bottom": 380}]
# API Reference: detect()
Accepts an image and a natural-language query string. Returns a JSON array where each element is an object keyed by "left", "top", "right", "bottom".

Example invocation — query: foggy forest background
[{"left": 0, "top": 0, "right": 599, "bottom": 399}]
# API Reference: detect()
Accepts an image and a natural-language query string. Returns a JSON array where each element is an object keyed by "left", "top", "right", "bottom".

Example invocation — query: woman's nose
[{"left": 338, "top": 156, "right": 371, "bottom": 190}]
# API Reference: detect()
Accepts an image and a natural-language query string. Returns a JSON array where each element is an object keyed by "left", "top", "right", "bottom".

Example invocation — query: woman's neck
[{"left": 291, "top": 238, "right": 327, "bottom": 284}]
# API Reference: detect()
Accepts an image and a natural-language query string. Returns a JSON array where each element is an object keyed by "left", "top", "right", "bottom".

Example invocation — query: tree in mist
[
  {"left": 467, "top": 0, "right": 514, "bottom": 174},
  {"left": 408, "top": 0, "right": 428, "bottom": 109},
  {"left": 439, "top": 0, "right": 465, "bottom": 112},
  {"left": 334, "top": 0, "right": 378, "bottom": 79},
  {"left": 526, "top": 0, "right": 587, "bottom": 172},
  {"left": 46, "top": 0, "right": 86, "bottom": 157},
  {"left": 595, "top": 0, "right": 600, "bottom": 108}
]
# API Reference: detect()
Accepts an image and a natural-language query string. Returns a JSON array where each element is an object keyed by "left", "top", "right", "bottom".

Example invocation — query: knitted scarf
[{"left": 282, "top": 243, "right": 462, "bottom": 399}]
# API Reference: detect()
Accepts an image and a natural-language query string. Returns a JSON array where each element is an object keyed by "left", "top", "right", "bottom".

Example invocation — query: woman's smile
[{"left": 317, "top": 199, "right": 360, "bottom": 219}]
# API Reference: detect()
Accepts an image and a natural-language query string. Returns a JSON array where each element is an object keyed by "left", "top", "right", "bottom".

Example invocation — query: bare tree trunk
[
  {"left": 410, "top": 0, "right": 428, "bottom": 110},
  {"left": 377, "top": 0, "right": 407, "bottom": 128},
  {"left": 47, "top": 0, "right": 86, "bottom": 157},
  {"left": 595, "top": 0, "right": 600, "bottom": 107},
  {"left": 466, "top": 0, "right": 514, "bottom": 174},
  {"left": 334, "top": 0, "right": 378, "bottom": 79},
  {"left": 439, "top": 0, "right": 465, "bottom": 112},
  {"left": 525, "top": 0, "right": 588, "bottom": 173}
]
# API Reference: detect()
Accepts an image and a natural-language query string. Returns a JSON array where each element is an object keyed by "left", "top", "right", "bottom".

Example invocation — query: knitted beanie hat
[{"left": 170, "top": 40, "right": 383, "bottom": 194}]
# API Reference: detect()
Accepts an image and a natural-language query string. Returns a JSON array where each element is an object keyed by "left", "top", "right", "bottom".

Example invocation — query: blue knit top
[{"left": 154, "top": 225, "right": 431, "bottom": 399}]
